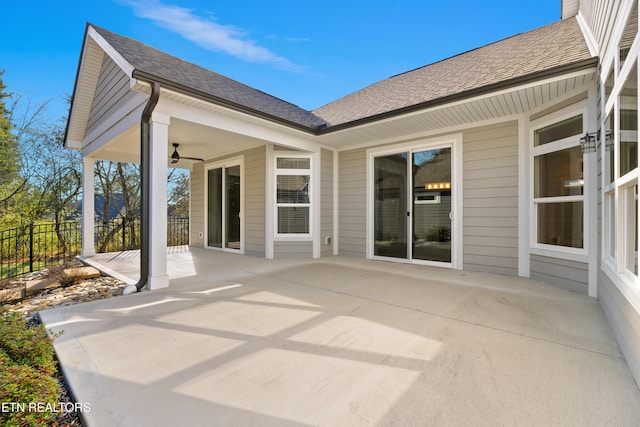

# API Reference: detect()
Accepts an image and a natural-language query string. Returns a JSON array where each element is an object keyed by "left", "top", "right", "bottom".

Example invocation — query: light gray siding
[
  {"left": 581, "top": 0, "right": 622, "bottom": 60},
  {"left": 87, "top": 56, "right": 135, "bottom": 137},
  {"left": 530, "top": 254, "right": 589, "bottom": 294},
  {"left": 462, "top": 121, "right": 519, "bottom": 276},
  {"left": 321, "top": 149, "right": 334, "bottom": 257},
  {"left": 189, "top": 163, "right": 205, "bottom": 246},
  {"left": 274, "top": 241, "right": 313, "bottom": 258},
  {"left": 599, "top": 272, "right": 640, "bottom": 388},
  {"left": 338, "top": 148, "right": 367, "bottom": 257},
  {"left": 244, "top": 146, "right": 266, "bottom": 257}
]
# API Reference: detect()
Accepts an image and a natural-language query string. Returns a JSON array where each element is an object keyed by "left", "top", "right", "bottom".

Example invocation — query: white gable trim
[
  {"left": 87, "top": 26, "right": 136, "bottom": 85},
  {"left": 576, "top": 11, "right": 599, "bottom": 56}
]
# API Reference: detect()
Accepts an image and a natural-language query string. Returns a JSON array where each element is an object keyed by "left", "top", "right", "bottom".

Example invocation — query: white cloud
[{"left": 118, "top": 0, "right": 299, "bottom": 71}]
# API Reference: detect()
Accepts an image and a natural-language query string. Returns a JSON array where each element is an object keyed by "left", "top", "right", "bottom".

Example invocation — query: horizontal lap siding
[
  {"left": 190, "top": 163, "right": 205, "bottom": 246},
  {"left": 274, "top": 241, "right": 313, "bottom": 258},
  {"left": 530, "top": 254, "right": 588, "bottom": 294},
  {"left": 87, "top": 56, "right": 135, "bottom": 137},
  {"left": 462, "top": 121, "right": 519, "bottom": 276},
  {"left": 599, "top": 272, "right": 640, "bottom": 387},
  {"left": 321, "top": 149, "right": 334, "bottom": 257},
  {"left": 338, "top": 149, "right": 366, "bottom": 257},
  {"left": 243, "top": 147, "right": 266, "bottom": 257}
]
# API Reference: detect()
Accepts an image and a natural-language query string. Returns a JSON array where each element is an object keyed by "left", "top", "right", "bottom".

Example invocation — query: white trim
[
  {"left": 529, "top": 106, "right": 590, "bottom": 257},
  {"left": 81, "top": 157, "right": 96, "bottom": 258},
  {"left": 529, "top": 247, "right": 589, "bottom": 263},
  {"left": 265, "top": 145, "right": 275, "bottom": 259},
  {"left": 273, "top": 152, "right": 314, "bottom": 240},
  {"left": 518, "top": 115, "right": 530, "bottom": 277},
  {"left": 333, "top": 149, "right": 339, "bottom": 256},
  {"left": 576, "top": 11, "right": 599, "bottom": 57},
  {"left": 204, "top": 156, "right": 245, "bottom": 254},
  {"left": 587, "top": 85, "right": 599, "bottom": 297},
  {"left": 312, "top": 151, "right": 321, "bottom": 258},
  {"left": 88, "top": 26, "right": 135, "bottom": 79},
  {"left": 365, "top": 134, "right": 463, "bottom": 269}
]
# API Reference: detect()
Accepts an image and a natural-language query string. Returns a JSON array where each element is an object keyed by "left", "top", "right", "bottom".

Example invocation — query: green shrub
[
  {"left": 426, "top": 225, "right": 451, "bottom": 242},
  {"left": 0, "top": 311, "right": 57, "bottom": 376},
  {"left": 0, "top": 311, "right": 62, "bottom": 427},
  {"left": 0, "top": 362, "right": 60, "bottom": 426}
]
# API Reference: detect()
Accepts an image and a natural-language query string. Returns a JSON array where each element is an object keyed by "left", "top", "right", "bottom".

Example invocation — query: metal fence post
[
  {"left": 122, "top": 218, "right": 126, "bottom": 251},
  {"left": 29, "top": 222, "right": 34, "bottom": 273}
]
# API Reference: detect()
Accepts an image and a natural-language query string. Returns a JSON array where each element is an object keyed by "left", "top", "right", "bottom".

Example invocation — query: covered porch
[{"left": 42, "top": 248, "right": 640, "bottom": 425}]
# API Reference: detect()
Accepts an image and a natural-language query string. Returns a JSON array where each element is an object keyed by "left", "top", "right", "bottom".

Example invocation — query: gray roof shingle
[
  {"left": 90, "top": 17, "right": 592, "bottom": 132},
  {"left": 312, "top": 17, "right": 593, "bottom": 126},
  {"left": 91, "top": 24, "right": 327, "bottom": 130}
]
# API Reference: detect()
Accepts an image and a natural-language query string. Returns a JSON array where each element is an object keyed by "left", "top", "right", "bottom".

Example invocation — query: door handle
[{"left": 449, "top": 211, "right": 453, "bottom": 221}]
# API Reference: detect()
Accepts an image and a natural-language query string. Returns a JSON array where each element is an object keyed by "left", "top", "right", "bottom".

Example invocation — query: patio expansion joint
[{"left": 252, "top": 271, "right": 622, "bottom": 361}]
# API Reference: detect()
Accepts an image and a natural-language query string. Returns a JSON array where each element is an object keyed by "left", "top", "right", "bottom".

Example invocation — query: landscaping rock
[
  {"left": 26, "top": 280, "right": 62, "bottom": 297},
  {"left": 0, "top": 285, "right": 24, "bottom": 302},
  {"left": 63, "top": 266, "right": 101, "bottom": 280}
]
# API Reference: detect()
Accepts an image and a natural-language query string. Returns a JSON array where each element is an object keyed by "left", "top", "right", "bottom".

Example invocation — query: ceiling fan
[{"left": 170, "top": 143, "right": 204, "bottom": 164}]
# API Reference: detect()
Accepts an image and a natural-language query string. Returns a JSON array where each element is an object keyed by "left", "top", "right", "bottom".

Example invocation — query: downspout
[{"left": 134, "top": 81, "right": 161, "bottom": 291}]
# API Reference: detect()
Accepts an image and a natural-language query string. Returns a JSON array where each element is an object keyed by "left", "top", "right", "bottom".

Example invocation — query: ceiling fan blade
[{"left": 180, "top": 156, "right": 205, "bottom": 162}]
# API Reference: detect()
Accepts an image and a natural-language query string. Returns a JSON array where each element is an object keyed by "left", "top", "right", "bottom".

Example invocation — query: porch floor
[{"left": 41, "top": 247, "right": 640, "bottom": 426}]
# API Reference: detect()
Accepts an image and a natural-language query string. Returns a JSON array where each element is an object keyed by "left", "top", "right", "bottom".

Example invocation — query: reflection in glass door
[
  {"left": 207, "top": 162, "right": 241, "bottom": 252},
  {"left": 374, "top": 153, "right": 408, "bottom": 258},
  {"left": 412, "top": 148, "right": 452, "bottom": 263},
  {"left": 373, "top": 146, "right": 453, "bottom": 264}
]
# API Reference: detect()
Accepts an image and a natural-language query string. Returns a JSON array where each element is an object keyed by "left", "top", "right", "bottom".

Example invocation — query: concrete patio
[{"left": 40, "top": 247, "right": 640, "bottom": 426}]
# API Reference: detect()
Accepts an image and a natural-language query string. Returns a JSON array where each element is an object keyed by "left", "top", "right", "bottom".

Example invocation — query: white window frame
[
  {"left": 530, "top": 108, "right": 589, "bottom": 258},
  {"left": 601, "top": 17, "right": 640, "bottom": 312},
  {"left": 274, "top": 153, "right": 313, "bottom": 239}
]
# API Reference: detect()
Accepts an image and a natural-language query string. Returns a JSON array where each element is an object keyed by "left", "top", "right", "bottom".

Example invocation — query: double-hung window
[
  {"left": 275, "top": 156, "right": 311, "bottom": 236},
  {"left": 532, "top": 114, "right": 585, "bottom": 251}
]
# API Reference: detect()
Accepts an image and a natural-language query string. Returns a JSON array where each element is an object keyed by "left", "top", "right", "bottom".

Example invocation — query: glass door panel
[
  {"left": 412, "top": 148, "right": 452, "bottom": 263},
  {"left": 374, "top": 153, "right": 408, "bottom": 259},
  {"left": 207, "top": 168, "right": 223, "bottom": 248},
  {"left": 225, "top": 165, "right": 241, "bottom": 250}
]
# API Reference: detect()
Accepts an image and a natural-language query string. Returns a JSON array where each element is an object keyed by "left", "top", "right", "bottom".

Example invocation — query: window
[
  {"left": 275, "top": 156, "right": 311, "bottom": 235},
  {"left": 603, "top": 37, "right": 639, "bottom": 286},
  {"left": 532, "top": 114, "right": 585, "bottom": 250}
]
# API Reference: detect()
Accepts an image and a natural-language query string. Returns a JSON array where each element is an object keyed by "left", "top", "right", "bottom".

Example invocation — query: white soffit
[{"left": 318, "top": 69, "right": 597, "bottom": 149}]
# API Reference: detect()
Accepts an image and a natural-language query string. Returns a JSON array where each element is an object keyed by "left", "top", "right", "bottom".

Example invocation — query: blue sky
[{"left": 2, "top": 0, "right": 562, "bottom": 121}]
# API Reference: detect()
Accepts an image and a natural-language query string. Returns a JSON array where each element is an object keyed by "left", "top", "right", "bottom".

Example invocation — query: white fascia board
[
  {"left": 576, "top": 11, "right": 599, "bottom": 57},
  {"left": 156, "top": 95, "right": 321, "bottom": 152},
  {"left": 87, "top": 26, "right": 135, "bottom": 80}
]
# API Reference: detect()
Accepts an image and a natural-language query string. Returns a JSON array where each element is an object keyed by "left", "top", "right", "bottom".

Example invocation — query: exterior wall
[
  {"left": 337, "top": 148, "right": 367, "bottom": 257},
  {"left": 580, "top": 0, "right": 621, "bottom": 58},
  {"left": 274, "top": 241, "right": 313, "bottom": 258},
  {"left": 599, "top": 272, "right": 640, "bottom": 385},
  {"left": 190, "top": 163, "right": 205, "bottom": 246},
  {"left": 530, "top": 254, "right": 589, "bottom": 294},
  {"left": 462, "top": 121, "right": 519, "bottom": 276},
  {"left": 321, "top": 149, "right": 334, "bottom": 257},
  {"left": 87, "top": 56, "right": 136, "bottom": 137},
  {"left": 244, "top": 146, "right": 266, "bottom": 257}
]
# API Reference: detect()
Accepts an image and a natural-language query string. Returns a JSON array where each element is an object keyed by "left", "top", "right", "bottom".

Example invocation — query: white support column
[
  {"left": 81, "top": 157, "right": 96, "bottom": 257},
  {"left": 147, "top": 112, "right": 170, "bottom": 290}
]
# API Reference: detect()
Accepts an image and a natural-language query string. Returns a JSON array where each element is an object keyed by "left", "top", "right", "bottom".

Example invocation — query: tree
[
  {"left": 0, "top": 70, "right": 24, "bottom": 213},
  {"left": 168, "top": 171, "right": 189, "bottom": 217}
]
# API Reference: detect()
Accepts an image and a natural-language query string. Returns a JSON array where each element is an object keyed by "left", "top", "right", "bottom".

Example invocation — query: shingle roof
[
  {"left": 312, "top": 17, "right": 593, "bottom": 126},
  {"left": 91, "top": 24, "right": 327, "bottom": 130}
]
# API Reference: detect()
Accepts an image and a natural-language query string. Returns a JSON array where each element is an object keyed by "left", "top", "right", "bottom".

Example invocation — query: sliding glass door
[
  {"left": 373, "top": 145, "right": 453, "bottom": 265},
  {"left": 207, "top": 161, "right": 242, "bottom": 252}
]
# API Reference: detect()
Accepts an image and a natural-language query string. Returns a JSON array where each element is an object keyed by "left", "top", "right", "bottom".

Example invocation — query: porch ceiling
[
  {"left": 89, "top": 117, "right": 265, "bottom": 167},
  {"left": 317, "top": 70, "right": 597, "bottom": 149}
]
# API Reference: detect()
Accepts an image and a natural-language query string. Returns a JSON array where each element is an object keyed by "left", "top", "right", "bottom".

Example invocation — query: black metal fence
[{"left": 0, "top": 217, "right": 189, "bottom": 280}]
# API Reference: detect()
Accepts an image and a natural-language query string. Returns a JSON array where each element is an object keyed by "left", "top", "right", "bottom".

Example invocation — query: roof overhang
[{"left": 314, "top": 59, "right": 598, "bottom": 149}]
